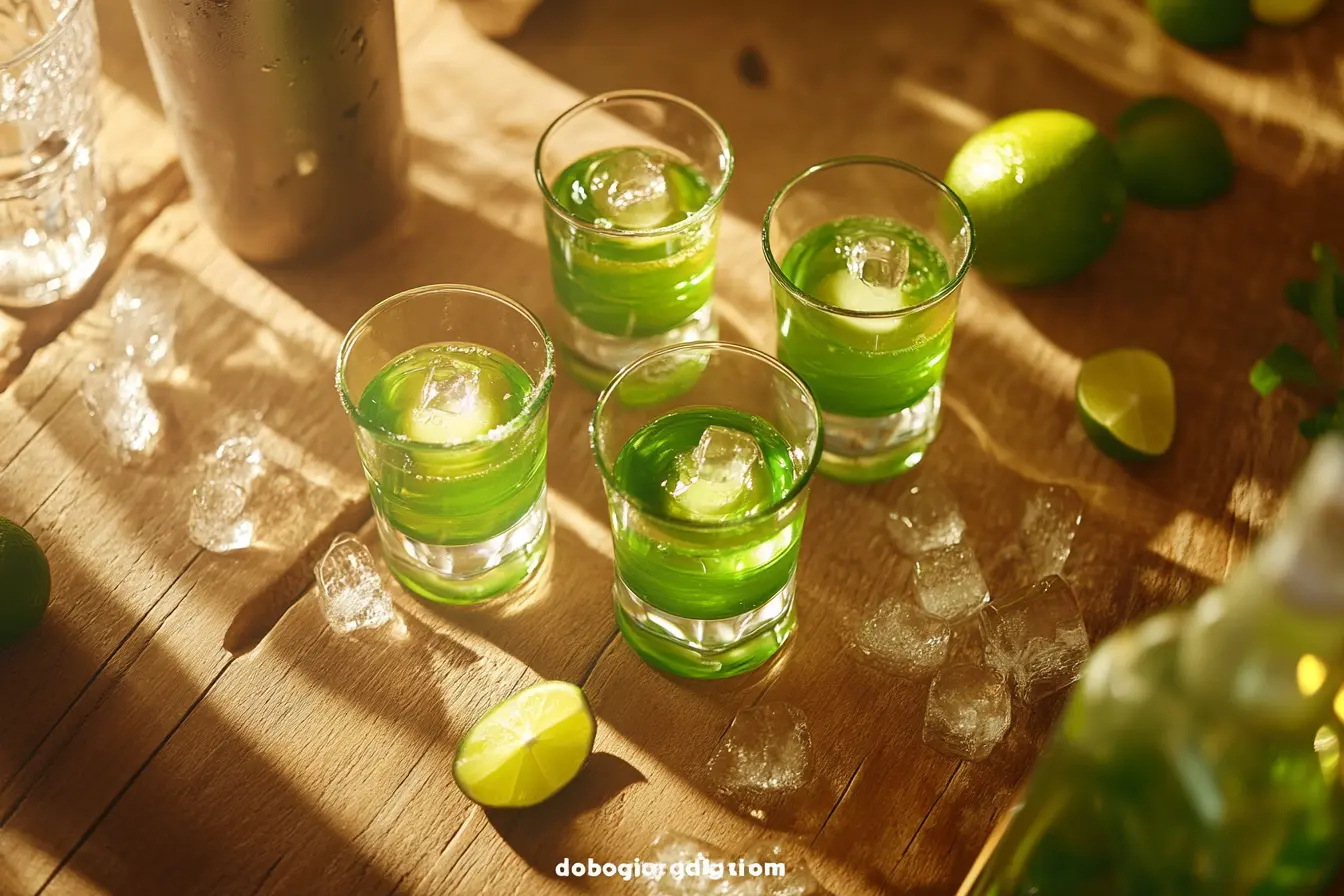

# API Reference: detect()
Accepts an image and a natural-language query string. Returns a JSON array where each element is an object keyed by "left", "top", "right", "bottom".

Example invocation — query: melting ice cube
[
  {"left": 82, "top": 360, "right": 162, "bottom": 465},
  {"left": 923, "top": 663, "right": 1012, "bottom": 761},
  {"left": 914, "top": 542, "right": 990, "bottom": 621},
  {"left": 981, "top": 575, "right": 1090, "bottom": 704},
  {"left": 188, "top": 433, "right": 264, "bottom": 553},
  {"left": 708, "top": 703, "right": 812, "bottom": 797},
  {"left": 108, "top": 270, "right": 180, "bottom": 369},
  {"left": 588, "top": 148, "right": 674, "bottom": 230},
  {"left": 852, "top": 599, "right": 951, "bottom": 680},
  {"left": 846, "top": 235, "right": 910, "bottom": 290},
  {"left": 668, "top": 426, "right": 766, "bottom": 522},
  {"left": 406, "top": 360, "right": 496, "bottom": 445},
  {"left": 887, "top": 477, "right": 966, "bottom": 556},
  {"left": 316, "top": 532, "right": 395, "bottom": 634},
  {"left": 1019, "top": 484, "right": 1083, "bottom": 580}
]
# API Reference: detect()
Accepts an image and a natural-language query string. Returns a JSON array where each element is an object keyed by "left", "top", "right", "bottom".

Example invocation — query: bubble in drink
[
  {"left": 914, "top": 542, "right": 990, "bottom": 621},
  {"left": 852, "top": 599, "right": 950, "bottom": 679},
  {"left": 709, "top": 702, "right": 812, "bottom": 797},
  {"left": 588, "top": 148, "right": 674, "bottom": 230},
  {"left": 923, "top": 663, "right": 1012, "bottom": 761},
  {"left": 316, "top": 532, "right": 395, "bottom": 634},
  {"left": 81, "top": 360, "right": 162, "bottom": 465},
  {"left": 981, "top": 575, "right": 1090, "bottom": 704},
  {"left": 108, "top": 269, "right": 180, "bottom": 369},
  {"left": 887, "top": 477, "right": 966, "bottom": 555},
  {"left": 669, "top": 425, "right": 767, "bottom": 521}
]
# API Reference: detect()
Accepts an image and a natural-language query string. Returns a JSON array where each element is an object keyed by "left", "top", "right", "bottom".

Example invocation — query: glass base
[
  {"left": 613, "top": 574, "right": 797, "bottom": 679},
  {"left": 376, "top": 488, "right": 550, "bottom": 604},
  {"left": 558, "top": 302, "right": 718, "bottom": 392},
  {"left": 818, "top": 383, "right": 942, "bottom": 483}
]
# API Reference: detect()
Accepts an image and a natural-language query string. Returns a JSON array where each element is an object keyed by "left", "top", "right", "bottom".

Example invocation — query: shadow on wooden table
[{"left": 484, "top": 752, "right": 645, "bottom": 888}]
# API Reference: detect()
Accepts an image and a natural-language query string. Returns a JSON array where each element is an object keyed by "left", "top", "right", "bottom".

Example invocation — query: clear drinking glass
[
  {"left": 0, "top": 0, "right": 106, "bottom": 308},
  {"left": 592, "top": 342, "right": 821, "bottom": 679},
  {"left": 764, "top": 157, "right": 974, "bottom": 483},
  {"left": 337, "top": 285, "right": 555, "bottom": 604},
  {"left": 535, "top": 90, "right": 733, "bottom": 392}
]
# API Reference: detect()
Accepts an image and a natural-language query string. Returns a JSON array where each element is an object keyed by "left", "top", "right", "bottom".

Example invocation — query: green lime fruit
[
  {"left": 1147, "top": 0, "right": 1253, "bottom": 48},
  {"left": 1115, "top": 97, "right": 1234, "bottom": 207},
  {"left": 945, "top": 110, "right": 1126, "bottom": 288},
  {"left": 1252, "top": 0, "right": 1329, "bottom": 25},
  {"left": 453, "top": 680, "right": 596, "bottom": 808},
  {"left": 1076, "top": 349, "right": 1177, "bottom": 461},
  {"left": 0, "top": 517, "right": 51, "bottom": 647}
]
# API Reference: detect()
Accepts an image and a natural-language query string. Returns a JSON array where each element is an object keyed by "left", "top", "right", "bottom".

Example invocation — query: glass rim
[
  {"left": 762, "top": 155, "right": 977, "bottom": 320},
  {"left": 2, "top": 0, "right": 90, "bottom": 69},
  {"left": 590, "top": 341, "right": 822, "bottom": 530},
  {"left": 336, "top": 283, "right": 556, "bottom": 452},
  {"left": 534, "top": 89, "right": 735, "bottom": 239}
]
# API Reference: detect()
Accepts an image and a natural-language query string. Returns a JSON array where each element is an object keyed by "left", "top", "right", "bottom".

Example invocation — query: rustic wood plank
[{"left": 11, "top": 0, "right": 1344, "bottom": 894}]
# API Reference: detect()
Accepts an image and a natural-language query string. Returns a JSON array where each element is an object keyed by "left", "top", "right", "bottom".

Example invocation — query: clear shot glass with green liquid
[
  {"left": 591, "top": 343, "right": 822, "bottom": 679},
  {"left": 536, "top": 90, "right": 733, "bottom": 391},
  {"left": 764, "top": 157, "right": 975, "bottom": 483},
  {"left": 336, "top": 285, "right": 555, "bottom": 603}
]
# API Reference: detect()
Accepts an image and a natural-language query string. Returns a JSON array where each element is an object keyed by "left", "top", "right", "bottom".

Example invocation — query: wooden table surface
[{"left": 3, "top": 0, "right": 1343, "bottom": 893}]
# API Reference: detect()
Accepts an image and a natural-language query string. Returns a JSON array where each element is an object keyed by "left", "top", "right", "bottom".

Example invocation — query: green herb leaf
[
  {"left": 1309, "top": 243, "right": 1341, "bottom": 353},
  {"left": 1286, "top": 274, "right": 1344, "bottom": 317},
  {"left": 1250, "top": 343, "right": 1323, "bottom": 396}
]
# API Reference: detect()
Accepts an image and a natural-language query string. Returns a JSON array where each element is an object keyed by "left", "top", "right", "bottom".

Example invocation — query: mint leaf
[
  {"left": 1250, "top": 343, "right": 1323, "bottom": 396},
  {"left": 1286, "top": 275, "right": 1344, "bottom": 317},
  {"left": 1309, "top": 243, "right": 1341, "bottom": 353}
]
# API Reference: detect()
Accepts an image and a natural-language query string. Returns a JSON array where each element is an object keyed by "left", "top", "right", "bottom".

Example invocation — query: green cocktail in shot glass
[
  {"left": 764, "top": 157, "right": 975, "bottom": 483},
  {"left": 337, "top": 285, "right": 555, "bottom": 604},
  {"left": 591, "top": 343, "right": 822, "bottom": 679},
  {"left": 536, "top": 90, "right": 733, "bottom": 391}
]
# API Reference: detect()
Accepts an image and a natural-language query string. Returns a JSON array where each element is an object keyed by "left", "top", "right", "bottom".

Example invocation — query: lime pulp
[{"left": 1076, "top": 349, "right": 1177, "bottom": 460}]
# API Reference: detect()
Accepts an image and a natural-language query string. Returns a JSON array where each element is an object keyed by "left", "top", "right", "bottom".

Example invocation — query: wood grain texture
[{"left": 3, "top": 0, "right": 1343, "bottom": 893}]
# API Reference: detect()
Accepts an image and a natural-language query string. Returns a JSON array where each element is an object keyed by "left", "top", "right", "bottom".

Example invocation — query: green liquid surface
[
  {"left": 610, "top": 407, "right": 804, "bottom": 620},
  {"left": 547, "top": 146, "right": 718, "bottom": 338},
  {"left": 357, "top": 342, "right": 546, "bottom": 547},
  {"left": 776, "top": 216, "right": 956, "bottom": 417}
]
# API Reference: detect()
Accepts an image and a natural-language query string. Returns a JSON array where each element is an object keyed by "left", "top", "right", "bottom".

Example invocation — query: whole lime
[
  {"left": 1252, "top": 0, "right": 1329, "bottom": 25},
  {"left": 945, "top": 110, "right": 1126, "bottom": 288},
  {"left": 1116, "top": 97, "right": 1234, "bottom": 207},
  {"left": 1147, "top": 0, "right": 1253, "bottom": 48},
  {"left": 0, "top": 517, "right": 51, "bottom": 646}
]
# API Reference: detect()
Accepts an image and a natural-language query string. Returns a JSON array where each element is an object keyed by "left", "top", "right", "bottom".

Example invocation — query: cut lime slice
[
  {"left": 1252, "top": 0, "right": 1328, "bottom": 24},
  {"left": 1076, "top": 349, "right": 1176, "bottom": 460},
  {"left": 453, "top": 681, "right": 596, "bottom": 808},
  {"left": 402, "top": 404, "right": 498, "bottom": 444},
  {"left": 815, "top": 270, "right": 906, "bottom": 335}
]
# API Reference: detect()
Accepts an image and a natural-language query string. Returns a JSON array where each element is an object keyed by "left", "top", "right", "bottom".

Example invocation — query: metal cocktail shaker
[{"left": 129, "top": 0, "right": 410, "bottom": 263}]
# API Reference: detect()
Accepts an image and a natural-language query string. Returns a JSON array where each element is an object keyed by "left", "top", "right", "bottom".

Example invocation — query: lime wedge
[
  {"left": 815, "top": 270, "right": 906, "bottom": 334},
  {"left": 1252, "top": 0, "right": 1328, "bottom": 25},
  {"left": 0, "top": 517, "right": 51, "bottom": 647},
  {"left": 1076, "top": 349, "right": 1176, "bottom": 460},
  {"left": 453, "top": 680, "right": 596, "bottom": 808}
]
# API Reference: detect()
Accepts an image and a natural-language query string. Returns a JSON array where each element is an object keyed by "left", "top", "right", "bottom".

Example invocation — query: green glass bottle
[{"left": 967, "top": 436, "right": 1344, "bottom": 895}]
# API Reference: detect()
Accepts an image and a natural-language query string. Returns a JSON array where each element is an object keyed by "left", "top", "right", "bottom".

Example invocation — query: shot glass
[
  {"left": 0, "top": 0, "right": 107, "bottom": 308},
  {"left": 764, "top": 157, "right": 974, "bottom": 483},
  {"left": 337, "top": 285, "right": 555, "bottom": 604},
  {"left": 592, "top": 343, "right": 822, "bottom": 679},
  {"left": 536, "top": 90, "right": 733, "bottom": 391}
]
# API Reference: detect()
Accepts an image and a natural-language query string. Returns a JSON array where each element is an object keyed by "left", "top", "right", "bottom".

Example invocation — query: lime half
[
  {"left": 0, "top": 517, "right": 51, "bottom": 647},
  {"left": 1252, "top": 0, "right": 1328, "bottom": 25},
  {"left": 453, "top": 680, "right": 596, "bottom": 808},
  {"left": 1076, "top": 349, "right": 1176, "bottom": 460}
]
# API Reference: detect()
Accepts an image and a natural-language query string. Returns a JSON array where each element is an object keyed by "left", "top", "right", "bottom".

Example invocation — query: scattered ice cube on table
[
  {"left": 589, "top": 148, "right": 674, "bottom": 230},
  {"left": 645, "top": 831, "right": 730, "bottom": 895},
  {"left": 852, "top": 598, "right": 950, "bottom": 679},
  {"left": 316, "top": 533, "right": 395, "bottom": 634},
  {"left": 981, "top": 575, "right": 1090, "bottom": 704},
  {"left": 914, "top": 542, "right": 989, "bottom": 621},
  {"left": 108, "top": 270, "right": 179, "bottom": 369},
  {"left": 670, "top": 426, "right": 765, "bottom": 521},
  {"left": 887, "top": 477, "right": 966, "bottom": 556},
  {"left": 1020, "top": 484, "right": 1083, "bottom": 580},
  {"left": 923, "top": 663, "right": 1012, "bottom": 761},
  {"left": 82, "top": 360, "right": 162, "bottom": 465},
  {"left": 709, "top": 703, "right": 812, "bottom": 797},
  {"left": 188, "top": 433, "right": 264, "bottom": 552}
]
